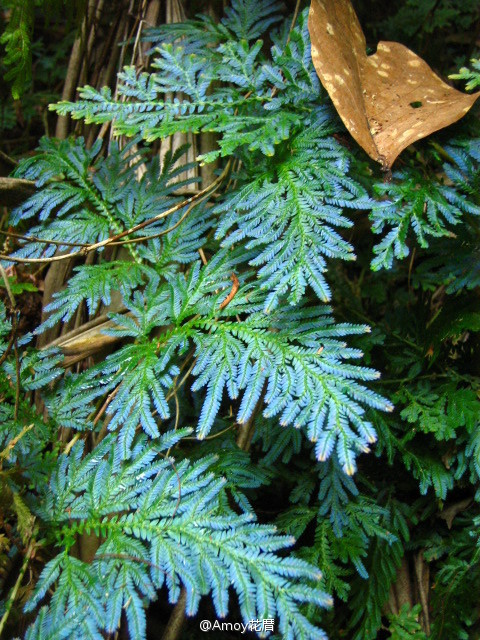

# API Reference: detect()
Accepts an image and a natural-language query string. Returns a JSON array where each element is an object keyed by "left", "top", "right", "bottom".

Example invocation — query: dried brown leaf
[{"left": 308, "top": 0, "right": 480, "bottom": 169}]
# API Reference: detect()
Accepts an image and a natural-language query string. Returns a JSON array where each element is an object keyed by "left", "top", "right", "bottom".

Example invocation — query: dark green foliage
[
  {"left": 0, "top": 0, "right": 34, "bottom": 100},
  {"left": 451, "top": 59, "right": 480, "bottom": 91},
  {"left": 369, "top": 142, "right": 480, "bottom": 270},
  {"left": 0, "top": 0, "right": 82, "bottom": 100},
  {"left": 387, "top": 605, "right": 427, "bottom": 640}
]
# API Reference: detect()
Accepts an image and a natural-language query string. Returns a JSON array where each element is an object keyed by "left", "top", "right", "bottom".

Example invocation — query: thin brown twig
[
  {"left": 0, "top": 263, "right": 16, "bottom": 309},
  {"left": 0, "top": 191, "right": 205, "bottom": 252},
  {"left": 173, "top": 392, "right": 180, "bottom": 432},
  {"left": 159, "top": 453, "right": 183, "bottom": 524},
  {"left": 93, "top": 384, "right": 122, "bottom": 427},
  {"left": 184, "top": 424, "right": 235, "bottom": 441},
  {"left": 198, "top": 248, "right": 208, "bottom": 265},
  {"left": 63, "top": 433, "right": 82, "bottom": 456},
  {"left": 63, "top": 382, "right": 122, "bottom": 454},
  {"left": 0, "top": 318, "right": 17, "bottom": 367},
  {"left": 285, "top": 0, "right": 302, "bottom": 48},
  {"left": 0, "top": 150, "right": 18, "bottom": 167},
  {"left": 218, "top": 273, "right": 239, "bottom": 310},
  {"left": 165, "top": 390, "right": 181, "bottom": 459},
  {"left": 166, "top": 359, "right": 196, "bottom": 402},
  {"left": 0, "top": 424, "right": 34, "bottom": 460},
  {"left": 0, "top": 229, "right": 89, "bottom": 248},
  {"left": 13, "top": 339, "right": 20, "bottom": 421},
  {"left": 408, "top": 247, "right": 416, "bottom": 293},
  {"left": 95, "top": 553, "right": 166, "bottom": 575},
  {"left": 0, "top": 160, "right": 231, "bottom": 265},
  {"left": 109, "top": 197, "right": 199, "bottom": 246}
]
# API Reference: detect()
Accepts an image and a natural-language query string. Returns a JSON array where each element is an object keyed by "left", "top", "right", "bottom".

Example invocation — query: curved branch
[{"left": 0, "top": 177, "right": 35, "bottom": 208}]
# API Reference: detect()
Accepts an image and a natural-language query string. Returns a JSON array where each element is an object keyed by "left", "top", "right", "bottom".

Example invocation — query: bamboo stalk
[{"left": 55, "top": 0, "right": 99, "bottom": 139}]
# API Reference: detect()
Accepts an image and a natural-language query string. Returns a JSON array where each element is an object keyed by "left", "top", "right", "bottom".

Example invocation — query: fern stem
[
  {"left": 236, "top": 387, "right": 265, "bottom": 452},
  {"left": 0, "top": 540, "right": 35, "bottom": 637},
  {"left": 161, "top": 588, "right": 187, "bottom": 640}
]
